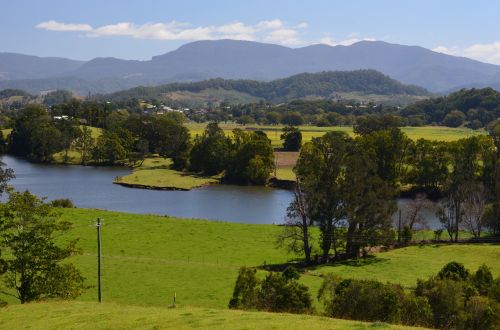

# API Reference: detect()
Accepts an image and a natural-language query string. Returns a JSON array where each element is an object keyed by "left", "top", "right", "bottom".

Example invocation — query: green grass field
[
  {"left": 186, "top": 123, "right": 485, "bottom": 147},
  {"left": 114, "top": 157, "right": 219, "bottom": 190},
  {"left": 1, "top": 301, "right": 423, "bottom": 330},
  {"left": 1, "top": 208, "right": 497, "bottom": 310}
]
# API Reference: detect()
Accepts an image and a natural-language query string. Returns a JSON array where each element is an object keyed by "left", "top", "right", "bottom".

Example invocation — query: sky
[{"left": 1, "top": 0, "right": 499, "bottom": 64}]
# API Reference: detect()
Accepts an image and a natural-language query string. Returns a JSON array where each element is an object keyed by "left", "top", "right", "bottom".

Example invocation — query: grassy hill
[
  {"left": 1, "top": 208, "right": 496, "bottom": 310},
  {"left": 1, "top": 301, "right": 425, "bottom": 329}
]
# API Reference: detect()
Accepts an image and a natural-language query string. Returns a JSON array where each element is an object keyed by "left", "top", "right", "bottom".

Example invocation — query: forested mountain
[
  {"left": 100, "top": 70, "right": 430, "bottom": 104},
  {"left": 1, "top": 40, "right": 500, "bottom": 94}
]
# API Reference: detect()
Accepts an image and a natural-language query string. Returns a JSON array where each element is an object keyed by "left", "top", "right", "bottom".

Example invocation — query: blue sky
[{"left": 1, "top": 0, "right": 499, "bottom": 64}]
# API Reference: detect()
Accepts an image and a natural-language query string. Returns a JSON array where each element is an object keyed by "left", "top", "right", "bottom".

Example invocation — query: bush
[
  {"left": 438, "top": 261, "right": 470, "bottom": 281},
  {"left": 473, "top": 264, "right": 494, "bottom": 296},
  {"left": 229, "top": 266, "right": 312, "bottom": 314},
  {"left": 50, "top": 198, "right": 74, "bottom": 208},
  {"left": 319, "top": 277, "right": 407, "bottom": 324}
]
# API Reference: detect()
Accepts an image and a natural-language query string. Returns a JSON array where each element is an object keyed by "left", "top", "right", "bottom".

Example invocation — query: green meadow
[
  {"left": 1, "top": 301, "right": 424, "bottom": 330},
  {"left": 1, "top": 208, "right": 496, "bottom": 310}
]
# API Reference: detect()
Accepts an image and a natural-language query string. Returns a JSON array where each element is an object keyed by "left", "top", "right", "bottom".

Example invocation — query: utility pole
[
  {"left": 96, "top": 218, "right": 102, "bottom": 303},
  {"left": 397, "top": 209, "right": 402, "bottom": 243}
]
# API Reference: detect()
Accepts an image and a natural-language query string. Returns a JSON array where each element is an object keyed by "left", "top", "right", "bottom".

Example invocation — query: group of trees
[
  {"left": 279, "top": 119, "right": 500, "bottom": 264},
  {"left": 229, "top": 262, "right": 500, "bottom": 329},
  {"left": 189, "top": 122, "right": 275, "bottom": 184},
  {"left": 7, "top": 104, "right": 190, "bottom": 167}
]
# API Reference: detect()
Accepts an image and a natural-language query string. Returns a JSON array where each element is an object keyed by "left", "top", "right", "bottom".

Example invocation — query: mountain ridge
[{"left": 1, "top": 39, "right": 500, "bottom": 94}]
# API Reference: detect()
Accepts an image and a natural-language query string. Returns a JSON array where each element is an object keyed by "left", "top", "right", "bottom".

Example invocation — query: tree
[
  {"left": 403, "top": 193, "right": 431, "bottom": 230},
  {"left": 406, "top": 139, "right": 449, "bottom": 192},
  {"left": 225, "top": 129, "right": 274, "bottom": 185},
  {"left": 280, "top": 126, "right": 302, "bottom": 151},
  {"left": 461, "top": 183, "right": 488, "bottom": 238},
  {"left": 92, "top": 131, "right": 128, "bottom": 164},
  {"left": 295, "top": 132, "right": 351, "bottom": 262},
  {"left": 9, "top": 104, "right": 65, "bottom": 162},
  {"left": 354, "top": 114, "right": 400, "bottom": 135},
  {"left": 276, "top": 178, "right": 312, "bottom": 264},
  {"left": 75, "top": 126, "right": 95, "bottom": 165},
  {"left": 55, "top": 119, "right": 81, "bottom": 163},
  {"left": 145, "top": 117, "right": 191, "bottom": 170},
  {"left": 189, "top": 122, "right": 231, "bottom": 175},
  {"left": 281, "top": 112, "right": 304, "bottom": 126},
  {"left": 0, "top": 190, "right": 85, "bottom": 303},
  {"left": 342, "top": 142, "right": 397, "bottom": 257},
  {"left": 443, "top": 110, "right": 466, "bottom": 127},
  {"left": 360, "top": 128, "right": 412, "bottom": 186}
]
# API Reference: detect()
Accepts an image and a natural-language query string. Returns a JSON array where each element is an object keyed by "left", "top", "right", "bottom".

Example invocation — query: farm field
[
  {"left": 1, "top": 208, "right": 496, "bottom": 311},
  {"left": 186, "top": 123, "right": 485, "bottom": 147},
  {"left": 1, "top": 301, "right": 425, "bottom": 330}
]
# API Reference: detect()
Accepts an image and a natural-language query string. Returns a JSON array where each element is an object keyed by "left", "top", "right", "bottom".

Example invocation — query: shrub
[
  {"left": 438, "top": 261, "right": 470, "bottom": 281},
  {"left": 228, "top": 267, "right": 259, "bottom": 309},
  {"left": 229, "top": 266, "right": 312, "bottom": 314},
  {"left": 473, "top": 264, "right": 494, "bottom": 296},
  {"left": 50, "top": 198, "right": 74, "bottom": 208},
  {"left": 319, "top": 277, "right": 406, "bottom": 324}
]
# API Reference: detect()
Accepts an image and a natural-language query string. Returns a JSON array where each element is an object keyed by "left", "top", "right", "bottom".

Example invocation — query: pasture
[{"left": 1, "top": 208, "right": 496, "bottom": 311}]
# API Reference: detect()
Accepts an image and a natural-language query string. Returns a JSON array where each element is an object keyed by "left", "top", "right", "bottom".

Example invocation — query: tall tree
[
  {"left": 189, "top": 122, "right": 231, "bottom": 175},
  {"left": 343, "top": 141, "right": 397, "bottom": 257},
  {"left": 0, "top": 190, "right": 85, "bottom": 303},
  {"left": 75, "top": 126, "right": 95, "bottom": 165},
  {"left": 295, "top": 132, "right": 351, "bottom": 262}
]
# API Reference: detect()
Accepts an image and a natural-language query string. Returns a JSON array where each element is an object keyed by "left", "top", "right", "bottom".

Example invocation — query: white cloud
[
  {"left": 264, "top": 28, "right": 303, "bottom": 46},
  {"left": 36, "top": 18, "right": 308, "bottom": 46},
  {"left": 463, "top": 42, "right": 500, "bottom": 64},
  {"left": 319, "top": 35, "right": 376, "bottom": 46},
  {"left": 36, "top": 20, "right": 92, "bottom": 32},
  {"left": 433, "top": 42, "right": 500, "bottom": 64},
  {"left": 256, "top": 19, "right": 284, "bottom": 30}
]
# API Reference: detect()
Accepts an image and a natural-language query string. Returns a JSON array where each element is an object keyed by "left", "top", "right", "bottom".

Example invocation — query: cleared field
[
  {"left": 1, "top": 301, "right": 423, "bottom": 330},
  {"left": 1, "top": 208, "right": 496, "bottom": 311},
  {"left": 114, "top": 157, "right": 219, "bottom": 190},
  {"left": 309, "top": 244, "right": 500, "bottom": 287},
  {"left": 186, "top": 123, "right": 485, "bottom": 147}
]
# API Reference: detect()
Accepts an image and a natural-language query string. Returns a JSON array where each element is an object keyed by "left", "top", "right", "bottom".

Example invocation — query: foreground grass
[
  {"left": 114, "top": 157, "right": 219, "bottom": 190},
  {"left": 0, "top": 208, "right": 496, "bottom": 311},
  {"left": 1, "top": 301, "right": 423, "bottom": 330}
]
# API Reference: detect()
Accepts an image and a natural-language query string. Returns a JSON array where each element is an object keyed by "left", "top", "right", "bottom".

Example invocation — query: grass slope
[
  {"left": 1, "top": 208, "right": 497, "bottom": 311},
  {"left": 1, "top": 301, "right": 424, "bottom": 330},
  {"left": 114, "top": 157, "right": 219, "bottom": 190}
]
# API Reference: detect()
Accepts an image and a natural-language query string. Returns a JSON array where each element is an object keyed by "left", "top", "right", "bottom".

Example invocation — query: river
[{"left": 0, "top": 155, "right": 442, "bottom": 228}]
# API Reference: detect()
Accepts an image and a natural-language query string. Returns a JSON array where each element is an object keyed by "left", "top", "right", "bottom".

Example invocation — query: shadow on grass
[{"left": 260, "top": 255, "right": 390, "bottom": 273}]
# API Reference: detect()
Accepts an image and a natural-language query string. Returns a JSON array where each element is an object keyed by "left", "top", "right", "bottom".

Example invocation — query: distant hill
[
  {"left": 1, "top": 40, "right": 500, "bottom": 94},
  {"left": 402, "top": 87, "right": 500, "bottom": 127},
  {"left": 101, "top": 70, "right": 430, "bottom": 106},
  {"left": 0, "top": 52, "right": 83, "bottom": 80}
]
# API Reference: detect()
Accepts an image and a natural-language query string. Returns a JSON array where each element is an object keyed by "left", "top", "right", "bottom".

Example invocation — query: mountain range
[{"left": 1, "top": 39, "right": 500, "bottom": 95}]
